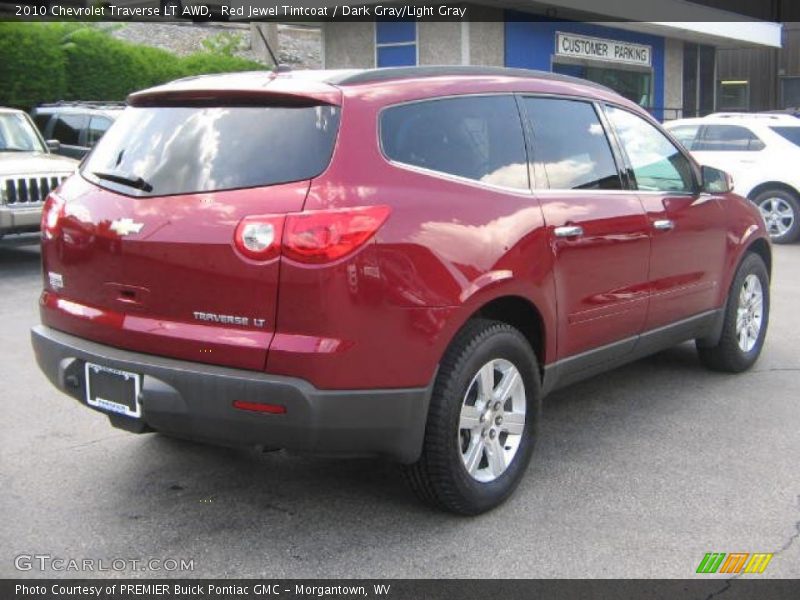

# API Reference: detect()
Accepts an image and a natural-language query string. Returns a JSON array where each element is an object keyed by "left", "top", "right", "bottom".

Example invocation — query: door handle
[
  {"left": 653, "top": 219, "right": 675, "bottom": 231},
  {"left": 554, "top": 225, "right": 584, "bottom": 238}
]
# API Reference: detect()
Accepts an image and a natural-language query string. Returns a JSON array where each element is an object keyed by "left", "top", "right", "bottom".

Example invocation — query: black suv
[{"left": 32, "top": 102, "right": 124, "bottom": 159}]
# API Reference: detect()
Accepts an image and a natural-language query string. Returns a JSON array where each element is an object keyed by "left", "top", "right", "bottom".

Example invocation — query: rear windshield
[
  {"left": 82, "top": 105, "right": 340, "bottom": 197},
  {"left": 771, "top": 126, "right": 800, "bottom": 148}
]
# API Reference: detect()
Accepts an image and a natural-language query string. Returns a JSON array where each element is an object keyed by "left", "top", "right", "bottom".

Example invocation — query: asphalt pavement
[{"left": 1, "top": 242, "right": 798, "bottom": 579}]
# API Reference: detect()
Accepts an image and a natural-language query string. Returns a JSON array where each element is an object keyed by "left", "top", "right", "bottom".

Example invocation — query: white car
[{"left": 665, "top": 113, "right": 800, "bottom": 243}]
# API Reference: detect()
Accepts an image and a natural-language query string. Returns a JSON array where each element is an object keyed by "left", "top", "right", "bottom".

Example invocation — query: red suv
[{"left": 31, "top": 67, "right": 771, "bottom": 514}]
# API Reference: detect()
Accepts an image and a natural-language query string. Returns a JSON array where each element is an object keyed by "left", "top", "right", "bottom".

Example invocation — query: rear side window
[
  {"left": 82, "top": 105, "right": 340, "bottom": 197},
  {"left": 522, "top": 97, "right": 621, "bottom": 190},
  {"left": 771, "top": 126, "right": 800, "bottom": 148},
  {"left": 52, "top": 114, "right": 87, "bottom": 146},
  {"left": 695, "top": 125, "right": 765, "bottom": 151},
  {"left": 87, "top": 116, "right": 112, "bottom": 147},
  {"left": 380, "top": 95, "right": 529, "bottom": 190}
]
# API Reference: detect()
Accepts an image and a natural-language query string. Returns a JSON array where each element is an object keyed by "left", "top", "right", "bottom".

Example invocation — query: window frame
[
  {"left": 601, "top": 102, "right": 701, "bottom": 196},
  {"left": 377, "top": 92, "right": 533, "bottom": 195},
  {"left": 516, "top": 93, "right": 630, "bottom": 192}
]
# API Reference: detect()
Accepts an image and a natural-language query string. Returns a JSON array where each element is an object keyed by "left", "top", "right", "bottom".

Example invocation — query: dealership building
[{"left": 322, "top": 0, "right": 785, "bottom": 120}]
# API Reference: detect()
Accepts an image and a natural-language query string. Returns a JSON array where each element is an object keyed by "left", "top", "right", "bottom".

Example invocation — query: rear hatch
[{"left": 40, "top": 76, "right": 341, "bottom": 371}]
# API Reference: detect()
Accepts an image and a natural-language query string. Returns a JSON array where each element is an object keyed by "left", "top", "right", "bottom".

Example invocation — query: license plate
[{"left": 85, "top": 363, "right": 141, "bottom": 418}]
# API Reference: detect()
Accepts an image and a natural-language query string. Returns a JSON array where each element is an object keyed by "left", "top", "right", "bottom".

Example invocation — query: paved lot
[{"left": 1, "top": 242, "right": 798, "bottom": 579}]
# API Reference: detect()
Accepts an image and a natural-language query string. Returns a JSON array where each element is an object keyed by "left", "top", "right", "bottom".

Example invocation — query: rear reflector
[{"left": 233, "top": 400, "right": 287, "bottom": 414}]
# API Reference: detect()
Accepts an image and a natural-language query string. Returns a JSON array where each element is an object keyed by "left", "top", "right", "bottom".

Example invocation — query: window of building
[
  {"left": 51, "top": 114, "right": 87, "bottom": 146},
  {"left": 781, "top": 77, "right": 800, "bottom": 109},
  {"left": 552, "top": 63, "right": 653, "bottom": 109},
  {"left": 694, "top": 125, "right": 765, "bottom": 152},
  {"left": 717, "top": 80, "right": 750, "bottom": 111},
  {"left": 606, "top": 106, "right": 694, "bottom": 193},
  {"left": 375, "top": 20, "right": 417, "bottom": 67},
  {"left": 522, "top": 97, "right": 621, "bottom": 190},
  {"left": 380, "top": 95, "right": 529, "bottom": 190},
  {"left": 683, "top": 43, "right": 716, "bottom": 117}
]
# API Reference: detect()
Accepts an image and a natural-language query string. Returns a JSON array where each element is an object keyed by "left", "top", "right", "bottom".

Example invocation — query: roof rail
[
  {"left": 709, "top": 112, "right": 792, "bottom": 120},
  {"left": 327, "top": 66, "right": 614, "bottom": 93},
  {"left": 37, "top": 100, "right": 127, "bottom": 109}
]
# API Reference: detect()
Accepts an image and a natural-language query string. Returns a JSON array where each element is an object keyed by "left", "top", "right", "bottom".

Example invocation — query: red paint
[{"left": 39, "top": 71, "right": 770, "bottom": 390}]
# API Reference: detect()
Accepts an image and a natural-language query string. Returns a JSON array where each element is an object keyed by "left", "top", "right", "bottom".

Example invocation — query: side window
[
  {"left": 380, "top": 95, "right": 529, "bottom": 190},
  {"left": 522, "top": 97, "right": 621, "bottom": 190},
  {"left": 695, "top": 125, "right": 765, "bottom": 152},
  {"left": 668, "top": 125, "right": 700, "bottom": 150},
  {"left": 51, "top": 114, "right": 87, "bottom": 146},
  {"left": 87, "top": 116, "right": 112, "bottom": 146},
  {"left": 606, "top": 106, "right": 695, "bottom": 193},
  {"left": 33, "top": 114, "right": 51, "bottom": 135}
]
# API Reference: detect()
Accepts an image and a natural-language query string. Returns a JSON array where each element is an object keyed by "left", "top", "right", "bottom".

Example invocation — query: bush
[
  {"left": 0, "top": 23, "right": 265, "bottom": 110},
  {"left": 0, "top": 23, "right": 69, "bottom": 108}
]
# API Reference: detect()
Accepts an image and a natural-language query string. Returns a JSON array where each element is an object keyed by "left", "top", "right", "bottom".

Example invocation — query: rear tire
[
  {"left": 753, "top": 188, "right": 800, "bottom": 244},
  {"left": 697, "top": 253, "right": 769, "bottom": 373},
  {"left": 403, "top": 319, "right": 541, "bottom": 515}
]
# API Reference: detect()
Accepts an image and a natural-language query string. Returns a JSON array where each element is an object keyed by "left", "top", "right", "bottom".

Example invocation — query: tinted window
[
  {"left": 695, "top": 125, "right": 765, "bottom": 152},
  {"left": 82, "top": 105, "right": 340, "bottom": 197},
  {"left": 669, "top": 125, "right": 700, "bottom": 150},
  {"left": 607, "top": 106, "right": 694, "bottom": 193},
  {"left": 381, "top": 95, "right": 528, "bottom": 190},
  {"left": 52, "top": 114, "right": 87, "bottom": 146},
  {"left": 523, "top": 97, "right": 621, "bottom": 190},
  {"left": 87, "top": 117, "right": 112, "bottom": 146},
  {"left": 771, "top": 126, "right": 800, "bottom": 148},
  {"left": 33, "top": 114, "right": 51, "bottom": 134}
]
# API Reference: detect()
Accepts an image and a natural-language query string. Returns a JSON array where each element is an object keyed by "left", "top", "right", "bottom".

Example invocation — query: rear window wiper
[{"left": 91, "top": 170, "right": 153, "bottom": 192}]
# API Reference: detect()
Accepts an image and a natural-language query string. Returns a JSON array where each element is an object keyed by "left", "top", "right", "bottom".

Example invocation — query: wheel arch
[
  {"left": 467, "top": 295, "right": 547, "bottom": 380},
  {"left": 746, "top": 237, "right": 772, "bottom": 279},
  {"left": 746, "top": 181, "right": 800, "bottom": 203}
]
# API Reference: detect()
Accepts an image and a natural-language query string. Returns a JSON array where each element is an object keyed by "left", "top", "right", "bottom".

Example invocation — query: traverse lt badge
[{"left": 110, "top": 218, "right": 144, "bottom": 236}]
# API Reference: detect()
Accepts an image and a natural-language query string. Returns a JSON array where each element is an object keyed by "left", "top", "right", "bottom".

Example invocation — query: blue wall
[{"left": 504, "top": 16, "right": 666, "bottom": 120}]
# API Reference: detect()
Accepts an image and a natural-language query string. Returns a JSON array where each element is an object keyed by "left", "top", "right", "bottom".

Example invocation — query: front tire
[
  {"left": 697, "top": 253, "right": 769, "bottom": 372},
  {"left": 753, "top": 188, "right": 800, "bottom": 244},
  {"left": 403, "top": 319, "right": 541, "bottom": 515}
]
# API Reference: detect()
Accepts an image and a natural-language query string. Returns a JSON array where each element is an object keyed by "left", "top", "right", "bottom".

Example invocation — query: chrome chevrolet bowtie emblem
[{"left": 110, "top": 218, "right": 144, "bottom": 236}]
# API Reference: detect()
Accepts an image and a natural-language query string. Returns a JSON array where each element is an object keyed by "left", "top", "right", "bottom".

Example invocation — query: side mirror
[
  {"left": 46, "top": 139, "right": 61, "bottom": 153},
  {"left": 701, "top": 165, "right": 733, "bottom": 194}
]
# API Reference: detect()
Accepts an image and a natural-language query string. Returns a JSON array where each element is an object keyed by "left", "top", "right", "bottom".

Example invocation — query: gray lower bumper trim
[{"left": 31, "top": 325, "right": 432, "bottom": 463}]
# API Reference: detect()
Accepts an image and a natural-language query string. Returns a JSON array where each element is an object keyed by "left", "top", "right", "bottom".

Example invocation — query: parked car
[
  {"left": 0, "top": 108, "right": 76, "bottom": 240},
  {"left": 665, "top": 113, "right": 800, "bottom": 243},
  {"left": 31, "top": 67, "right": 771, "bottom": 514},
  {"left": 31, "top": 101, "right": 124, "bottom": 159}
]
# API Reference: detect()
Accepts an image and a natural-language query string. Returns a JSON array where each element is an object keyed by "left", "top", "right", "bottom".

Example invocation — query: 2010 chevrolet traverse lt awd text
[{"left": 31, "top": 67, "right": 771, "bottom": 514}]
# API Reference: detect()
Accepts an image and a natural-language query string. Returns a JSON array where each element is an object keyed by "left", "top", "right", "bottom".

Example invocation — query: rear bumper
[
  {"left": 0, "top": 204, "right": 42, "bottom": 233},
  {"left": 31, "top": 325, "right": 432, "bottom": 463}
]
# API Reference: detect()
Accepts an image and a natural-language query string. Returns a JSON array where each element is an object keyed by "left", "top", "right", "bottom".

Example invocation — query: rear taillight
[
  {"left": 234, "top": 215, "right": 285, "bottom": 261},
  {"left": 284, "top": 205, "right": 391, "bottom": 264},
  {"left": 41, "top": 193, "right": 66, "bottom": 240},
  {"left": 234, "top": 206, "right": 390, "bottom": 264}
]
